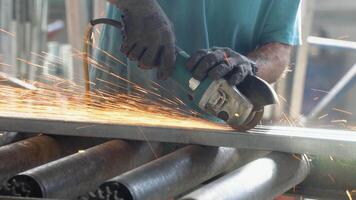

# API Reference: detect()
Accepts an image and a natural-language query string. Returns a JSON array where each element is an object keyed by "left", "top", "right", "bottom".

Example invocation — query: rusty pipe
[
  {"left": 0, "top": 135, "right": 62, "bottom": 185},
  {"left": 89, "top": 145, "right": 256, "bottom": 200},
  {"left": 0, "top": 134, "right": 107, "bottom": 186},
  {"left": 4, "top": 140, "right": 162, "bottom": 199}
]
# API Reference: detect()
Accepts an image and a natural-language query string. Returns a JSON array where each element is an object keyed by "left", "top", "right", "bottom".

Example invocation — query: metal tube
[
  {"left": 290, "top": 155, "right": 356, "bottom": 199},
  {"left": 89, "top": 146, "right": 262, "bottom": 200},
  {"left": 0, "top": 135, "right": 62, "bottom": 185},
  {"left": 181, "top": 152, "right": 310, "bottom": 200},
  {"left": 3, "top": 140, "right": 162, "bottom": 199}
]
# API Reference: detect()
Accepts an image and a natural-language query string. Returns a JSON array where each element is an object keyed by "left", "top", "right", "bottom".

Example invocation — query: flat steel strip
[{"left": 0, "top": 116, "right": 355, "bottom": 159}]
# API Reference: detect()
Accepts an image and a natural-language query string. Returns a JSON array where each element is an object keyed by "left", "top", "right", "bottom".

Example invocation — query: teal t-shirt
[
  {"left": 159, "top": 0, "right": 301, "bottom": 55},
  {"left": 91, "top": 0, "right": 301, "bottom": 107}
]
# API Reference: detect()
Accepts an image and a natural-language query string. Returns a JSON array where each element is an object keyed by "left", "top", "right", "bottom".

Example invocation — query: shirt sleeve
[{"left": 259, "top": 0, "right": 302, "bottom": 46}]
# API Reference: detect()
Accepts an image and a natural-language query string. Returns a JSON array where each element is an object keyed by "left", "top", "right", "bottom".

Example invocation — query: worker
[
  {"left": 91, "top": 2, "right": 302, "bottom": 198},
  {"left": 93, "top": 0, "right": 301, "bottom": 92}
]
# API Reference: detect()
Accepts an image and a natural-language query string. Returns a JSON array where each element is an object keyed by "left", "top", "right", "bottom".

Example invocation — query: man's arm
[{"left": 248, "top": 43, "right": 291, "bottom": 84}]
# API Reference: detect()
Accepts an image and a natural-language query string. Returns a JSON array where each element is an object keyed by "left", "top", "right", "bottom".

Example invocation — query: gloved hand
[
  {"left": 108, "top": 0, "right": 176, "bottom": 80},
  {"left": 186, "top": 47, "right": 257, "bottom": 86}
]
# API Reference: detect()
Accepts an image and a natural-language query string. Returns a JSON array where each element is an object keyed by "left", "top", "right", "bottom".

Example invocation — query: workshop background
[{"left": 0, "top": 0, "right": 355, "bottom": 200}]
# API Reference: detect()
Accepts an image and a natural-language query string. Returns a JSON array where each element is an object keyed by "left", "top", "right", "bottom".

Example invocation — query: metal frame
[{"left": 0, "top": 116, "right": 355, "bottom": 159}]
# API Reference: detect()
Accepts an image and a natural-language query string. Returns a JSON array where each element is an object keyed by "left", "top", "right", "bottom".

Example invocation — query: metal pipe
[
  {"left": 290, "top": 155, "right": 356, "bottom": 199},
  {"left": 0, "top": 135, "right": 62, "bottom": 185},
  {"left": 308, "top": 36, "right": 356, "bottom": 50},
  {"left": 0, "top": 116, "right": 355, "bottom": 160},
  {"left": 181, "top": 152, "right": 310, "bottom": 200},
  {"left": 3, "top": 140, "right": 162, "bottom": 199},
  {"left": 88, "top": 146, "right": 264, "bottom": 200}
]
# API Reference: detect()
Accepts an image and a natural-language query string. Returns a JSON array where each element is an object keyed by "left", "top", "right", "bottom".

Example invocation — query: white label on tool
[{"left": 189, "top": 78, "right": 201, "bottom": 91}]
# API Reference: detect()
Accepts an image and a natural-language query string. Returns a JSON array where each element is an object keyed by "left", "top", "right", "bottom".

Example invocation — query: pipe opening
[
  {"left": 9, "top": 175, "right": 43, "bottom": 198},
  {"left": 97, "top": 182, "right": 133, "bottom": 200},
  {"left": 115, "top": 183, "right": 133, "bottom": 200}
]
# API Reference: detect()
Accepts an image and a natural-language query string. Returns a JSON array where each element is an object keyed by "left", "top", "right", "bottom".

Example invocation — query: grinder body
[{"left": 170, "top": 50, "right": 278, "bottom": 130}]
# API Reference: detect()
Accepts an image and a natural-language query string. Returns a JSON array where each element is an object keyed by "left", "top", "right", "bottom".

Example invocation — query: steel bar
[
  {"left": 289, "top": 0, "right": 315, "bottom": 118},
  {"left": 3, "top": 140, "right": 162, "bottom": 199},
  {"left": 0, "top": 116, "right": 355, "bottom": 159},
  {"left": 0, "top": 135, "right": 62, "bottom": 185},
  {"left": 308, "top": 36, "right": 356, "bottom": 50},
  {"left": 88, "top": 146, "right": 265, "bottom": 200},
  {"left": 181, "top": 152, "right": 310, "bottom": 200}
]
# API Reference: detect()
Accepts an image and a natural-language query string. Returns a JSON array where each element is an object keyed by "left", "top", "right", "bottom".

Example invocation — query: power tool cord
[{"left": 83, "top": 18, "right": 123, "bottom": 93}]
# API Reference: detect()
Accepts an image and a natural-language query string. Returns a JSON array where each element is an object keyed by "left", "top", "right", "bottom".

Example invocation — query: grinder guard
[{"left": 236, "top": 75, "right": 278, "bottom": 109}]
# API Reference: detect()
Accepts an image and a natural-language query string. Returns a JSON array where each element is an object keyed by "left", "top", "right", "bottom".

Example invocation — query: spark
[
  {"left": 277, "top": 94, "right": 287, "bottom": 103},
  {"left": 95, "top": 27, "right": 101, "bottom": 35},
  {"left": 318, "top": 114, "right": 328, "bottom": 120},
  {"left": 0, "top": 63, "right": 12, "bottom": 68},
  {"left": 31, "top": 52, "right": 60, "bottom": 66},
  {"left": 41, "top": 51, "right": 64, "bottom": 63},
  {"left": 78, "top": 150, "right": 86, "bottom": 153},
  {"left": 337, "top": 35, "right": 350, "bottom": 40},
  {"left": 282, "top": 112, "right": 295, "bottom": 127},
  {"left": 311, "top": 88, "right": 329, "bottom": 94},
  {"left": 16, "top": 58, "right": 45, "bottom": 69},
  {"left": 0, "top": 28, "right": 16, "bottom": 37},
  {"left": 0, "top": 71, "right": 229, "bottom": 131},
  {"left": 82, "top": 42, "right": 127, "bottom": 66},
  {"left": 332, "top": 108, "right": 353, "bottom": 116},
  {"left": 292, "top": 154, "right": 302, "bottom": 161},
  {"left": 76, "top": 125, "right": 97, "bottom": 130},
  {"left": 328, "top": 174, "right": 336, "bottom": 183},
  {"left": 91, "top": 34, "right": 96, "bottom": 46},
  {"left": 313, "top": 97, "right": 319, "bottom": 101},
  {"left": 138, "top": 127, "right": 159, "bottom": 159},
  {"left": 331, "top": 119, "right": 348, "bottom": 124},
  {"left": 347, "top": 190, "right": 353, "bottom": 200}
]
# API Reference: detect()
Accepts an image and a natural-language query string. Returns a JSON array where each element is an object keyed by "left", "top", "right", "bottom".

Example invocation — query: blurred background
[{"left": 0, "top": 0, "right": 355, "bottom": 129}]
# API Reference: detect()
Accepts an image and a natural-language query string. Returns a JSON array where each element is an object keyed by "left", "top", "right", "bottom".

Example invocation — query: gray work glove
[
  {"left": 108, "top": 0, "right": 176, "bottom": 80},
  {"left": 186, "top": 47, "right": 257, "bottom": 86}
]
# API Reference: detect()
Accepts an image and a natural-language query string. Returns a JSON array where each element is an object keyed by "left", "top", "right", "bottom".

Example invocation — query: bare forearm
[{"left": 248, "top": 43, "right": 291, "bottom": 84}]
